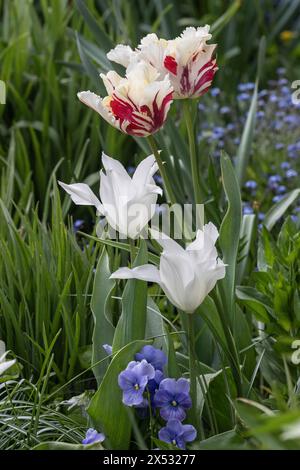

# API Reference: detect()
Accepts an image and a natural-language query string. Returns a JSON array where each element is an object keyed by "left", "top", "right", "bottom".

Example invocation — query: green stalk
[
  {"left": 147, "top": 135, "right": 177, "bottom": 205},
  {"left": 183, "top": 100, "right": 204, "bottom": 228},
  {"left": 187, "top": 314, "right": 199, "bottom": 431}
]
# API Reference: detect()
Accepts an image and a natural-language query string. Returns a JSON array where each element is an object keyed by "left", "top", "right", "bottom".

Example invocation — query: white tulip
[
  {"left": 0, "top": 340, "right": 16, "bottom": 376},
  {"left": 110, "top": 222, "right": 226, "bottom": 312},
  {"left": 59, "top": 153, "right": 162, "bottom": 239}
]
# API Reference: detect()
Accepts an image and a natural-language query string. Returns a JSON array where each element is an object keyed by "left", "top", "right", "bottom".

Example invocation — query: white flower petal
[
  {"left": 107, "top": 44, "right": 137, "bottom": 68},
  {"left": 110, "top": 265, "right": 161, "bottom": 284},
  {"left": 58, "top": 182, "right": 102, "bottom": 212},
  {"left": 0, "top": 359, "right": 16, "bottom": 376}
]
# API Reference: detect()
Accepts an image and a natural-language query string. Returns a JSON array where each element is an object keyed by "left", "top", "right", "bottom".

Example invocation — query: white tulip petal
[
  {"left": 107, "top": 44, "right": 136, "bottom": 68},
  {"left": 102, "top": 152, "right": 131, "bottom": 181},
  {"left": 110, "top": 264, "right": 161, "bottom": 284},
  {"left": 58, "top": 182, "right": 103, "bottom": 212},
  {"left": 150, "top": 229, "right": 186, "bottom": 255},
  {"left": 0, "top": 359, "right": 16, "bottom": 376}
]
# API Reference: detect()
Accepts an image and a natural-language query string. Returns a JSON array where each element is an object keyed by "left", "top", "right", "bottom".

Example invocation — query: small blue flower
[
  {"left": 245, "top": 180, "right": 257, "bottom": 191},
  {"left": 272, "top": 195, "right": 284, "bottom": 203},
  {"left": 73, "top": 219, "right": 84, "bottom": 232},
  {"left": 276, "top": 67, "right": 286, "bottom": 76},
  {"left": 154, "top": 378, "right": 192, "bottom": 421},
  {"left": 238, "top": 82, "right": 254, "bottom": 92},
  {"left": 280, "top": 161, "right": 290, "bottom": 170},
  {"left": 158, "top": 420, "right": 196, "bottom": 450},
  {"left": 277, "top": 185, "right": 287, "bottom": 194},
  {"left": 210, "top": 87, "right": 220, "bottom": 97},
  {"left": 118, "top": 360, "right": 155, "bottom": 406},
  {"left": 291, "top": 215, "right": 298, "bottom": 223},
  {"left": 256, "top": 111, "right": 265, "bottom": 119},
  {"left": 268, "top": 174, "right": 282, "bottom": 189},
  {"left": 82, "top": 428, "right": 105, "bottom": 445},
  {"left": 237, "top": 92, "right": 250, "bottom": 101},
  {"left": 243, "top": 204, "right": 254, "bottom": 215},
  {"left": 135, "top": 345, "right": 167, "bottom": 371},
  {"left": 286, "top": 169, "right": 298, "bottom": 179},
  {"left": 102, "top": 344, "right": 112, "bottom": 355},
  {"left": 276, "top": 143, "right": 285, "bottom": 150},
  {"left": 220, "top": 106, "right": 231, "bottom": 114},
  {"left": 258, "top": 212, "right": 265, "bottom": 221}
]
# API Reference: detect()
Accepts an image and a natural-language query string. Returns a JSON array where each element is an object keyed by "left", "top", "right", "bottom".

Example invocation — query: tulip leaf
[
  {"left": 263, "top": 189, "right": 300, "bottom": 231},
  {"left": 88, "top": 339, "right": 150, "bottom": 450},
  {"left": 235, "top": 37, "right": 265, "bottom": 186},
  {"left": 219, "top": 153, "right": 242, "bottom": 319},
  {"left": 75, "top": 0, "right": 113, "bottom": 51},
  {"left": 112, "top": 240, "right": 148, "bottom": 351},
  {"left": 76, "top": 32, "right": 104, "bottom": 94},
  {"left": 236, "top": 214, "right": 256, "bottom": 284},
  {"left": 91, "top": 248, "right": 115, "bottom": 386}
]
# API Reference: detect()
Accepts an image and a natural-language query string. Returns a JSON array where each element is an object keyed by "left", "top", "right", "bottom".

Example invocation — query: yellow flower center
[
  {"left": 134, "top": 384, "right": 140, "bottom": 391},
  {"left": 171, "top": 400, "right": 177, "bottom": 407}
]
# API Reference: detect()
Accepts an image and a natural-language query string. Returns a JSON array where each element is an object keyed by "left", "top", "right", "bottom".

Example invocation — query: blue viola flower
[
  {"left": 154, "top": 378, "right": 192, "bottom": 421},
  {"left": 158, "top": 420, "right": 196, "bottom": 449},
  {"left": 268, "top": 174, "right": 282, "bottom": 189},
  {"left": 291, "top": 215, "right": 298, "bottom": 223},
  {"left": 276, "top": 185, "right": 287, "bottom": 194},
  {"left": 73, "top": 219, "right": 84, "bottom": 233},
  {"left": 135, "top": 345, "right": 167, "bottom": 371},
  {"left": 276, "top": 143, "right": 285, "bottom": 151},
  {"left": 148, "top": 369, "right": 164, "bottom": 395},
  {"left": 82, "top": 428, "right": 105, "bottom": 445},
  {"left": 118, "top": 360, "right": 155, "bottom": 406},
  {"left": 102, "top": 344, "right": 112, "bottom": 355}
]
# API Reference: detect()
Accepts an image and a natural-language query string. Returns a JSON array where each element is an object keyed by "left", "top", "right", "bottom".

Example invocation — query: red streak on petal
[
  {"left": 180, "top": 66, "right": 191, "bottom": 95},
  {"left": 194, "top": 60, "right": 217, "bottom": 96},
  {"left": 164, "top": 56, "right": 178, "bottom": 75},
  {"left": 110, "top": 95, "right": 134, "bottom": 122}
]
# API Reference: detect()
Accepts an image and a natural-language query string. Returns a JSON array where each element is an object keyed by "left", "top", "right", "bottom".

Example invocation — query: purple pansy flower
[
  {"left": 158, "top": 420, "right": 196, "bottom": 449},
  {"left": 82, "top": 428, "right": 105, "bottom": 445},
  {"left": 118, "top": 360, "right": 155, "bottom": 406},
  {"left": 154, "top": 378, "right": 192, "bottom": 421},
  {"left": 135, "top": 345, "right": 167, "bottom": 371}
]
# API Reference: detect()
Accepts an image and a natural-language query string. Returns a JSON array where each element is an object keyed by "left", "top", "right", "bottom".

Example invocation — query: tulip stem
[
  {"left": 183, "top": 100, "right": 204, "bottom": 229},
  {"left": 187, "top": 314, "right": 199, "bottom": 431},
  {"left": 147, "top": 135, "right": 177, "bottom": 205}
]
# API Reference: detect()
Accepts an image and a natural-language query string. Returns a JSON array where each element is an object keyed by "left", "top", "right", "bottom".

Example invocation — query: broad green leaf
[
  {"left": 236, "top": 214, "right": 256, "bottom": 284},
  {"left": 219, "top": 153, "right": 242, "bottom": 319},
  {"left": 112, "top": 240, "right": 148, "bottom": 351},
  {"left": 88, "top": 339, "right": 150, "bottom": 450},
  {"left": 91, "top": 248, "right": 115, "bottom": 386}
]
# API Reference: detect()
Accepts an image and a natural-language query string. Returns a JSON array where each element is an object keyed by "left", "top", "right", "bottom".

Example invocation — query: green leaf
[
  {"left": 219, "top": 153, "right": 242, "bottom": 319},
  {"left": 235, "top": 37, "right": 266, "bottom": 186},
  {"left": 112, "top": 240, "right": 148, "bottom": 351},
  {"left": 88, "top": 339, "right": 150, "bottom": 450},
  {"left": 91, "top": 248, "right": 115, "bottom": 386},
  {"left": 263, "top": 189, "right": 300, "bottom": 231},
  {"left": 236, "top": 214, "right": 256, "bottom": 284},
  {"left": 75, "top": 0, "right": 113, "bottom": 51}
]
